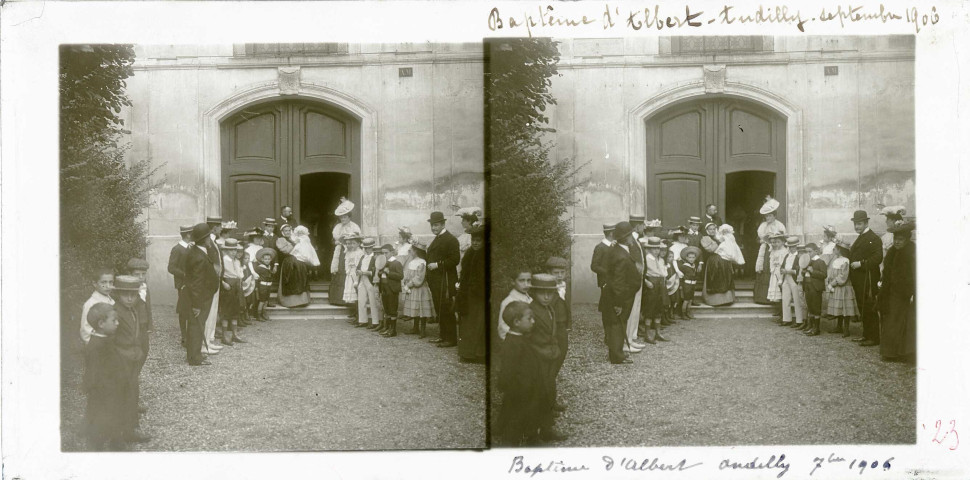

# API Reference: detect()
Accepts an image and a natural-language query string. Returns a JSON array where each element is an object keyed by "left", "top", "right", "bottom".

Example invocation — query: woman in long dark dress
[
  {"left": 878, "top": 221, "right": 916, "bottom": 362},
  {"left": 456, "top": 225, "right": 486, "bottom": 363},
  {"left": 704, "top": 224, "right": 746, "bottom": 306},
  {"left": 753, "top": 196, "right": 786, "bottom": 304},
  {"left": 277, "top": 224, "right": 311, "bottom": 308}
]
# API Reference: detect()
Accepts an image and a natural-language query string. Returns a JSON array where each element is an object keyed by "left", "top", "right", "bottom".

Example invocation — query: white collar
[
  {"left": 507, "top": 330, "right": 523, "bottom": 336},
  {"left": 436, "top": 228, "right": 448, "bottom": 237},
  {"left": 601, "top": 238, "right": 613, "bottom": 246},
  {"left": 862, "top": 227, "right": 871, "bottom": 235},
  {"left": 812, "top": 255, "right": 820, "bottom": 260},
  {"left": 178, "top": 240, "right": 189, "bottom": 248},
  {"left": 91, "top": 332, "right": 107, "bottom": 338},
  {"left": 196, "top": 244, "right": 208, "bottom": 254},
  {"left": 619, "top": 243, "right": 630, "bottom": 253}
]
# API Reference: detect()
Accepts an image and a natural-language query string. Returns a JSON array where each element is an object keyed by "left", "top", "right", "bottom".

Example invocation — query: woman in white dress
[
  {"left": 329, "top": 198, "right": 361, "bottom": 306},
  {"left": 753, "top": 196, "right": 787, "bottom": 305}
]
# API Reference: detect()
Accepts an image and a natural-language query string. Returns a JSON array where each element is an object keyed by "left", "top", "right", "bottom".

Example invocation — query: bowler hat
[
  {"left": 113, "top": 275, "right": 142, "bottom": 292},
  {"left": 179, "top": 224, "right": 193, "bottom": 234},
  {"left": 785, "top": 236, "right": 800, "bottom": 247},
  {"left": 850, "top": 210, "right": 870, "bottom": 222},
  {"left": 427, "top": 211, "right": 447, "bottom": 224},
  {"left": 681, "top": 246, "right": 701, "bottom": 261},
  {"left": 545, "top": 256, "right": 568, "bottom": 269},
  {"left": 256, "top": 247, "right": 277, "bottom": 262},
  {"left": 126, "top": 258, "right": 149, "bottom": 272},
  {"left": 530, "top": 273, "right": 558, "bottom": 290},
  {"left": 614, "top": 221, "right": 634, "bottom": 240},
  {"left": 206, "top": 216, "right": 223, "bottom": 225},
  {"left": 191, "top": 223, "right": 211, "bottom": 243}
]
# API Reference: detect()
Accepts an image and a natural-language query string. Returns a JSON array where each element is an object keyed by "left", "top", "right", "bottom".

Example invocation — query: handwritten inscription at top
[{"left": 487, "top": 4, "right": 940, "bottom": 36}]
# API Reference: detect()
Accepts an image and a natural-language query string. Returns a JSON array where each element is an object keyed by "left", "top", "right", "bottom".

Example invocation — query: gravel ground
[
  {"left": 490, "top": 304, "right": 916, "bottom": 447},
  {"left": 62, "top": 310, "right": 486, "bottom": 451}
]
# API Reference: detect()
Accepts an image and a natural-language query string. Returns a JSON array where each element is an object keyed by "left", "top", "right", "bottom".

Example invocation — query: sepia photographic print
[
  {"left": 487, "top": 35, "right": 916, "bottom": 448},
  {"left": 58, "top": 42, "right": 487, "bottom": 451},
  {"left": 3, "top": 1, "right": 969, "bottom": 479}
]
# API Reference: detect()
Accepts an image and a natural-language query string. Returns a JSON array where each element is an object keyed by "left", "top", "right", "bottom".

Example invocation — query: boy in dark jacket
[
  {"left": 801, "top": 243, "right": 828, "bottom": 336},
  {"left": 83, "top": 303, "right": 132, "bottom": 451},
  {"left": 497, "top": 301, "right": 546, "bottom": 446},
  {"left": 527, "top": 273, "right": 568, "bottom": 441},
  {"left": 379, "top": 244, "right": 405, "bottom": 337},
  {"left": 111, "top": 275, "right": 151, "bottom": 443}
]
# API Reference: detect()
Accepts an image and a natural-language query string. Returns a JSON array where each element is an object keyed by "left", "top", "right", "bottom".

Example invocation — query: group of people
[
  {"left": 750, "top": 200, "right": 916, "bottom": 362},
  {"left": 328, "top": 204, "right": 488, "bottom": 364}
]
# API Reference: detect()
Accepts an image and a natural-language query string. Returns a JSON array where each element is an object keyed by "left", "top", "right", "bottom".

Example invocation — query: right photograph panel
[{"left": 486, "top": 36, "right": 916, "bottom": 447}]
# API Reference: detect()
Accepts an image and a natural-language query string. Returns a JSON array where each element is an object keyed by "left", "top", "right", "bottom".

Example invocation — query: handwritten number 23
[{"left": 930, "top": 420, "right": 959, "bottom": 451}]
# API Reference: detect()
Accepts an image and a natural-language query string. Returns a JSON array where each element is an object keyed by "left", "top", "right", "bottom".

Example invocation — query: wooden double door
[
  {"left": 221, "top": 100, "right": 361, "bottom": 230},
  {"left": 646, "top": 98, "right": 786, "bottom": 227}
]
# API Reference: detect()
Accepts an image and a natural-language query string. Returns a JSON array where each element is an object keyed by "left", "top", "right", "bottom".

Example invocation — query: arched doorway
[
  {"left": 645, "top": 97, "right": 786, "bottom": 272},
  {"left": 220, "top": 99, "right": 362, "bottom": 243}
]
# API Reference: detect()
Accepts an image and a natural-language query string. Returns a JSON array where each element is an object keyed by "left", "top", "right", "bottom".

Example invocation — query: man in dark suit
[
  {"left": 590, "top": 223, "right": 616, "bottom": 343},
  {"left": 274, "top": 206, "right": 297, "bottom": 237},
  {"left": 848, "top": 210, "right": 883, "bottom": 346},
  {"left": 602, "top": 221, "right": 640, "bottom": 365},
  {"left": 426, "top": 211, "right": 461, "bottom": 348},
  {"left": 184, "top": 223, "right": 220, "bottom": 366},
  {"left": 704, "top": 204, "right": 724, "bottom": 227},
  {"left": 167, "top": 225, "right": 193, "bottom": 347}
]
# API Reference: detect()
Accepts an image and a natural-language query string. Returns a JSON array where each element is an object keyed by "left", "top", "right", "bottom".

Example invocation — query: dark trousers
[
  {"left": 853, "top": 283, "right": 881, "bottom": 342},
  {"left": 176, "top": 286, "right": 190, "bottom": 343},
  {"left": 429, "top": 276, "right": 456, "bottom": 342},
  {"left": 603, "top": 306, "right": 628, "bottom": 364},
  {"left": 382, "top": 285, "right": 400, "bottom": 318},
  {"left": 552, "top": 332, "right": 568, "bottom": 399},
  {"left": 187, "top": 297, "right": 211, "bottom": 365}
]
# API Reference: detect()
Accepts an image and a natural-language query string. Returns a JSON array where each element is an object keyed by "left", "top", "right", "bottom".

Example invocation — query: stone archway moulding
[
  {"left": 201, "top": 81, "right": 381, "bottom": 231},
  {"left": 627, "top": 79, "right": 805, "bottom": 234}
]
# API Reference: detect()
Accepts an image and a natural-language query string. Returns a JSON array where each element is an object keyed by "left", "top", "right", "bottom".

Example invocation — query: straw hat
[
  {"left": 759, "top": 197, "right": 780, "bottom": 215},
  {"left": 530, "top": 273, "right": 558, "bottom": 290},
  {"left": 113, "top": 275, "right": 142, "bottom": 292},
  {"left": 334, "top": 199, "right": 355, "bottom": 216}
]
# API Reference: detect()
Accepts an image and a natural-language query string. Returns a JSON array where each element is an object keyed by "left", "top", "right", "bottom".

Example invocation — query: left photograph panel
[{"left": 60, "top": 43, "right": 486, "bottom": 451}]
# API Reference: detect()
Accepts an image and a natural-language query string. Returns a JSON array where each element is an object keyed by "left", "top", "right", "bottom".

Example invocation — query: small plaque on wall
[
  {"left": 399, "top": 67, "right": 413, "bottom": 78},
  {"left": 824, "top": 66, "right": 839, "bottom": 76}
]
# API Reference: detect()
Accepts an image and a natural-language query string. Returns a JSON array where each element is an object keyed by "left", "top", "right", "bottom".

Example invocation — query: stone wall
[
  {"left": 545, "top": 36, "right": 915, "bottom": 302},
  {"left": 120, "top": 43, "right": 484, "bottom": 304}
]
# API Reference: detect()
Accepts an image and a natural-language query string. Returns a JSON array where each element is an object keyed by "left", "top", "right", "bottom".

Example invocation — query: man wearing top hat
[
  {"left": 848, "top": 210, "right": 883, "bottom": 346},
  {"left": 426, "top": 211, "right": 461, "bottom": 348},
  {"left": 202, "top": 216, "right": 225, "bottom": 354},
  {"left": 184, "top": 223, "right": 220, "bottom": 366},
  {"left": 591, "top": 223, "right": 616, "bottom": 342},
  {"left": 167, "top": 225, "right": 194, "bottom": 347},
  {"left": 601, "top": 221, "right": 639, "bottom": 365}
]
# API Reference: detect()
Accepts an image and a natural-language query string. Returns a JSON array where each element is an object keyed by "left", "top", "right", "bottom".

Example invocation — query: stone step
[
  {"left": 264, "top": 303, "right": 352, "bottom": 320},
  {"left": 269, "top": 290, "right": 329, "bottom": 301},
  {"left": 691, "top": 302, "right": 774, "bottom": 316}
]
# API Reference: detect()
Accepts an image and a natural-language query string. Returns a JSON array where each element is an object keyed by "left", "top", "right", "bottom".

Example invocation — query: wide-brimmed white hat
[
  {"left": 759, "top": 197, "right": 780, "bottom": 215},
  {"left": 334, "top": 199, "right": 355, "bottom": 216}
]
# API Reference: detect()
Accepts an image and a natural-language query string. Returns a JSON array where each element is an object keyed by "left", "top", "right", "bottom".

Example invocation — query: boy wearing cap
[
  {"left": 356, "top": 238, "right": 384, "bottom": 329},
  {"left": 545, "top": 256, "right": 569, "bottom": 301},
  {"left": 678, "top": 246, "right": 701, "bottom": 319},
  {"left": 253, "top": 247, "right": 277, "bottom": 321},
  {"left": 801, "top": 243, "right": 827, "bottom": 336},
  {"left": 379, "top": 244, "right": 404, "bottom": 336},
  {"left": 848, "top": 210, "right": 883, "bottom": 346},
  {"left": 778, "top": 236, "right": 805, "bottom": 328},
  {"left": 641, "top": 237, "right": 670, "bottom": 343},
  {"left": 219, "top": 239, "right": 247, "bottom": 345},
  {"left": 168, "top": 225, "right": 193, "bottom": 347},
  {"left": 527, "top": 274, "right": 568, "bottom": 439},
  {"left": 82, "top": 302, "right": 132, "bottom": 450},
  {"left": 111, "top": 276, "right": 151, "bottom": 443}
]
